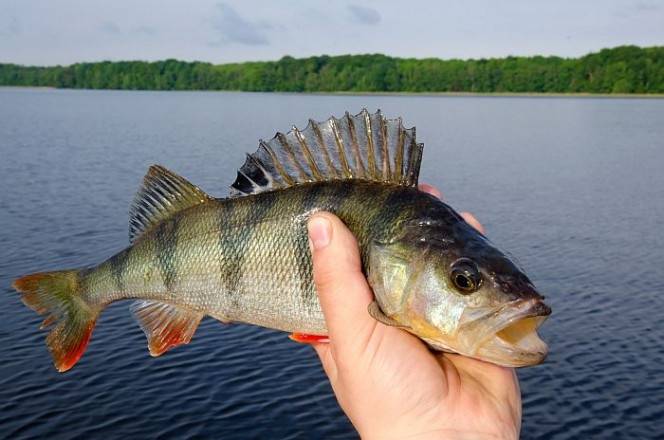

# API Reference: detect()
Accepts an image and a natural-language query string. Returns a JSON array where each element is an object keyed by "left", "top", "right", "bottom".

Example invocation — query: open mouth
[
  {"left": 475, "top": 299, "right": 551, "bottom": 367},
  {"left": 421, "top": 298, "right": 551, "bottom": 367},
  {"left": 496, "top": 315, "right": 548, "bottom": 354}
]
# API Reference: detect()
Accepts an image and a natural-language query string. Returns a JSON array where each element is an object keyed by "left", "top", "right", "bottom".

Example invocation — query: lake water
[{"left": 1, "top": 88, "right": 663, "bottom": 439}]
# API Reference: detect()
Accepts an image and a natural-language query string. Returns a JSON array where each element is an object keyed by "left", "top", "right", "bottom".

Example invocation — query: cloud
[
  {"left": 348, "top": 5, "right": 381, "bottom": 25},
  {"left": 614, "top": 1, "right": 661, "bottom": 18},
  {"left": 213, "top": 2, "right": 268, "bottom": 46},
  {"left": 132, "top": 25, "right": 156, "bottom": 36},
  {"left": 100, "top": 20, "right": 121, "bottom": 34},
  {"left": 634, "top": 1, "right": 660, "bottom": 12}
]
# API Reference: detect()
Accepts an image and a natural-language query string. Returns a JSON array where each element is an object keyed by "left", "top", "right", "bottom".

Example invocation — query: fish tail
[{"left": 12, "top": 269, "right": 99, "bottom": 372}]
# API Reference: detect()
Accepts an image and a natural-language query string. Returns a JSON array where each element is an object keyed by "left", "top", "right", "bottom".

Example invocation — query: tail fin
[{"left": 12, "top": 270, "right": 98, "bottom": 372}]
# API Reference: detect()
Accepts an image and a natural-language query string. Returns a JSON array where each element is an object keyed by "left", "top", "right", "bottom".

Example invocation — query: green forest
[{"left": 1, "top": 45, "right": 662, "bottom": 94}]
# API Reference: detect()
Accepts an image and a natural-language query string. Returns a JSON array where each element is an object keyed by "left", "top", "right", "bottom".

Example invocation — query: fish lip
[
  {"left": 462, "top": 298, "right": 550, "bottom": 337},
  {"left": 477, "top": 299, "right": 551, "bottom": 366},
  {"left": 461, "top": 298, "right": 550, "bottom": 359},
  {"left": 486, "top": 298, "right": 550, "bottom": 338},
  {"left": 503, "top": 298, "right": 551, "bottom": 325}
]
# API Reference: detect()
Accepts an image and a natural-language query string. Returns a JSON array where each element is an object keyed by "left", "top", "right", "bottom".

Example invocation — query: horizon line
[{"left": 2, "top": 44, "right": 660, "bottom": 68}]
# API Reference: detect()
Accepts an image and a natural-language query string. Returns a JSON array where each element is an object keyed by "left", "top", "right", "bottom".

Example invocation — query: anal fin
[{"left": 130, "top": 301, "right": 204, "bottom": 357}]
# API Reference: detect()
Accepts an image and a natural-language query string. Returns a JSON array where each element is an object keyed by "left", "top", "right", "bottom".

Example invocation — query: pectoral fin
[
  {"left": 289, "top": 333, "right": 330, "bottom": 344},
  {"left": 368, "top": 301, "right": 407, "bottom": 328}
]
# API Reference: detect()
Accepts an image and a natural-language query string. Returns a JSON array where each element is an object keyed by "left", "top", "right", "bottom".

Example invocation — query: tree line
[{"left": 1, "top": 45, "right": 662, "bottom": 94}]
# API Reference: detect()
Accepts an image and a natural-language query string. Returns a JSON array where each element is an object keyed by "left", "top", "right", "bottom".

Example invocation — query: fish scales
[
  {"left": 12, "top": 109, "right": 551, "bottom": 372},
  {"left": 86, "top": 181, "right": 409, "bottom": 335}
]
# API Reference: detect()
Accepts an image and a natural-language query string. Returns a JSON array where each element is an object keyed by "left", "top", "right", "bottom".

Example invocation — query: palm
[
  {"left": 333, "top": 321, "right": 521, "bottom": 438},
  {"left": 308, "top": 185, "right": 522, "bottom": 439}
]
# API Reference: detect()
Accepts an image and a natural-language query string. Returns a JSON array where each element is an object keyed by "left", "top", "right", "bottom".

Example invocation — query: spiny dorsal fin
[
  {"left": 230, "top": 109, "right": 423, "bottom": 196},
  {"left": 129, "top": 165, "right": 211, "bottom": 243},
  {"left": 130, "top": 301, "right": 204, "bottom": 357}
]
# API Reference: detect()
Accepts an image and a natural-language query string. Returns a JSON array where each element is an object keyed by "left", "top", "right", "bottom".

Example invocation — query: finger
[
  {"left": 312, "top": 343, "right": 338, "bottom": 381},
  {"left": 444, "top": 354, "right": 519, "bottom": 401},
  {"left": 307, "top": 212, "right": 377, "bottom": 356},
  {"left": 446, "top": 353, "right": 522, "bottom": 430},
  {"left": 418, "top": 183, "right": 443, "bottom": 200},
  {"left": 417, "top": 185, "right": 484, "bottom": 234},
  {"left": 460, "top": 211, "right": 485, "bottom": 234}
]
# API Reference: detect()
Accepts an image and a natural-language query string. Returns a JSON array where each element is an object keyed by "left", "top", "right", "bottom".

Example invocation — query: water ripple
[{"left": 1, "top": 90, "right": 663, "bottom": 439}]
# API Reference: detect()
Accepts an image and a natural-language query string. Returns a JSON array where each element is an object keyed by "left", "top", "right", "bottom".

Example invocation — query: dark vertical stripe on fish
[
  {"left": 351, "top": 184, "right": 410, "bottom": 267},
  {"left": 372, "top": 186, "right": 413, "bottom": 236},
  {"left": 217, "top": 199, "right": 240, "bottom": 302},
  {"left": 219, "top": 191, "right": 278, "bottom": 305},
  {"left": 155, "top": 217, "right": 178, "bottom": 291},
  {"left": 109, "top": 248, "right": 129, "bottom": 292}
]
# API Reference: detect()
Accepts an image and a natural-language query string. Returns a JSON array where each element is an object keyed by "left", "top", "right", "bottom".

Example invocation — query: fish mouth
[
  {"left": 472, "top": 299, "right": 551, "bottom": 367},
  {"left": 420, "top": 298, "right": 551, "bottom": 367}
]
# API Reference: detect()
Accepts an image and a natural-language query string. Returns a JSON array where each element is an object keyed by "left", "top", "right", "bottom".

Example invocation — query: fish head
[{"left": 368, "top": 208, "right": 551, "bottom": 367}]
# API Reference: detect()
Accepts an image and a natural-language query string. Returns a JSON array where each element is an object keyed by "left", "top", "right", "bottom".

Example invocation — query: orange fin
[
  {"left": 289, "top": 332, "right": 329, "bottom": 344},
  {"left": 130, "top": 301, "right": 204, "bottom": 357},
  {"left": 13, "top": 270, "right": 98, "bottom": 372}
]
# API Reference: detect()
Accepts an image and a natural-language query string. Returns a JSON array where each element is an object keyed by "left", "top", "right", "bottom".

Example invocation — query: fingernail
[
  {"left": 307, "top": 216, "right": 331, "bottom": 250},
  {"left": 418, "top": 183, "right": 443, "bottom": 200},
  {"left": 460, "top": 211, "right": 485, "bottom": 234}
]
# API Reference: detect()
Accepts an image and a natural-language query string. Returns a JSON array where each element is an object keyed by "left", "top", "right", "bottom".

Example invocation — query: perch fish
[{"left": 12, "top": 109, "right": 551, "bottom": 372}]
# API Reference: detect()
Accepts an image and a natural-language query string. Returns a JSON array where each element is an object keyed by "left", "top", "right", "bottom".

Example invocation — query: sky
[{"left": 1, "top": 0, "right": 663, "bottom": 66}]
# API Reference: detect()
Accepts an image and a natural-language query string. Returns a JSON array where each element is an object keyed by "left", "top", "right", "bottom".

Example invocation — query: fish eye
[{"left": 450, "top": 258, "right": 482, "bottom": 294}]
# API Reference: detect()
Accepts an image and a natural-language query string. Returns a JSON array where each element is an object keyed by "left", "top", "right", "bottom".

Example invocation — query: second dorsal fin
[
  {"left": 129, "top": 165, "right": 211, "bottom": 243},
  {"left": 230, "top": 109, "right": 423, "bottom": 196}
]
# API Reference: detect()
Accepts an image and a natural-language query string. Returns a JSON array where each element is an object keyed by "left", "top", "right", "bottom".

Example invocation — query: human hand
[{"left": 305, "top": 184, "right": 521, "bottom": 440}]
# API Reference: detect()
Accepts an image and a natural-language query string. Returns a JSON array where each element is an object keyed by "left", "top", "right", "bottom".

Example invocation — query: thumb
[{"left": 307, "top": 212, "right": 377, "bottom": 358}]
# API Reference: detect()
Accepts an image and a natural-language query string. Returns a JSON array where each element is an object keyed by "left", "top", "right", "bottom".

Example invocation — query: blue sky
[{"left": 1, "top": 0, "right": 662, "bottom": 65}]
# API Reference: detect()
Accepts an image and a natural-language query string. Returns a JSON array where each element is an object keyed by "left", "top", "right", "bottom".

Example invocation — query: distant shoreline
[
  {"left": 305, "top": 91, "right": 664, "bottom": 99},
  {"left": 2, "top": 86, "right": 663, "bottom": 99},
  {"left": 2, "top": 46, "right": 663, "bottom": 95}
]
